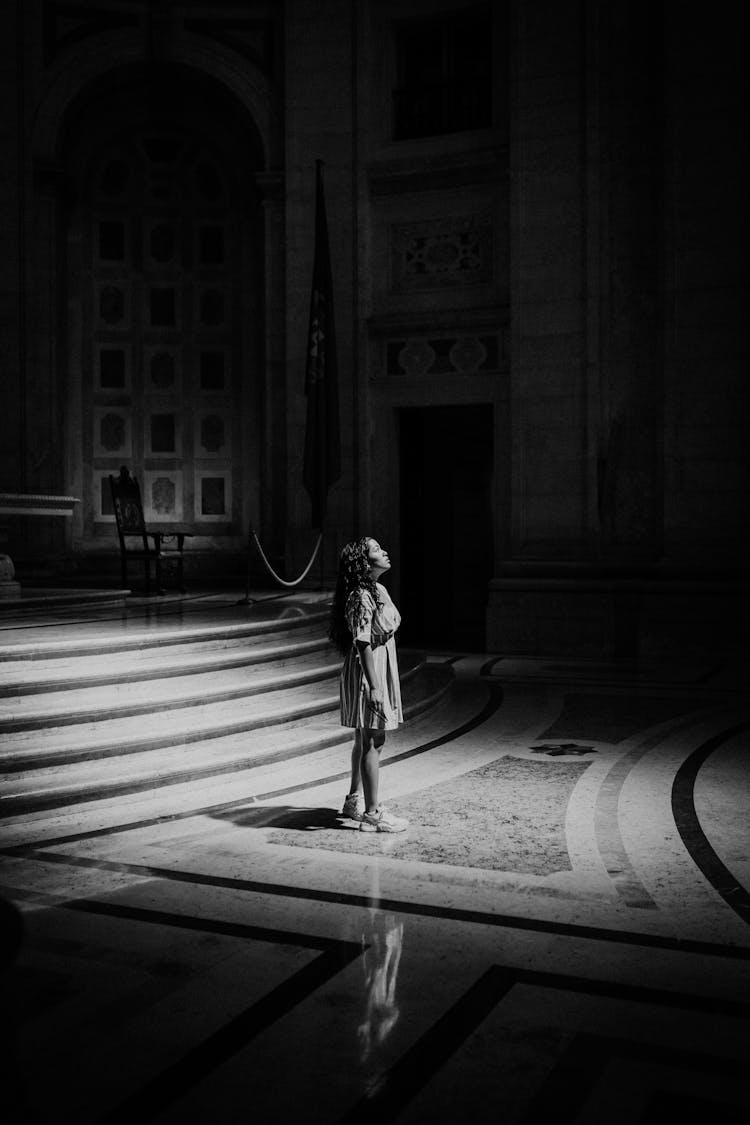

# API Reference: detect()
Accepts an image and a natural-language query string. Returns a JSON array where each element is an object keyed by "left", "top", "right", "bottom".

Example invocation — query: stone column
[
  {"left": 256, "top": 171, "right": 288, "bottom": 570},
  {"left": 0, "top": 2, "right": 23, "bottom": 494}
]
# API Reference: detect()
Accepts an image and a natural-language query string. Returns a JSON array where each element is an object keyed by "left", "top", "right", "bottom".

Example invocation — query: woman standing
[{"left": 329, "top": 537, "right": 408, "bottom": 833}]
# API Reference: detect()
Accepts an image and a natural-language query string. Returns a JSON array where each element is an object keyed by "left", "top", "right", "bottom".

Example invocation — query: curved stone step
[
  {"left": 0, "top": 600, "right": 330, "bottom": 661},
  {"left": 0, "top": 664, "right": 456, "bottom": 814},
  {"left": 0, "top": 652, "right": 427, "bottom": 770},
  {"left": 0, "top": 680, "right": 340, "bottom": 769},
  {"left": 0, "top": 653, "right": 343, "bottom": 730},
  {"left": 0, "top": 630, "right": 332, "bottom": 696},
  {"left": 0, "top": 582, "right": 457, "bottom": 821}
]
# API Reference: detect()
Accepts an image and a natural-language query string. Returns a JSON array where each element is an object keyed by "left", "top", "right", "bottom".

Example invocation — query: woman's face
[{"left": 366, "top": 538, "right": 391, "bottom": 576}]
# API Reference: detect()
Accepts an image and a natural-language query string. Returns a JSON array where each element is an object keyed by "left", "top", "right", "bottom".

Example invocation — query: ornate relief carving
[
  {"left": 397, "top": 339, "right": 436, "bottom": 377},
  {"left": 100, "top": 413, "right": 125, "bottom": 451},
  {"left": 94, "top": 410, "right": 131, "bottom": 458},
  {"left": 151, "top": 476, "right": 176, "bottom": 517},
  {"left": 143, "top": 471, "right": 183, "bottom": 522},
  {"left": 387, "top": 334, "right": 499, "bottom": 377},
  {"left": 449, "top": 336, "right": 489, "bottom": 374},
  {"left": 391, "top": 215, "right": 493, "bottom": 292}
]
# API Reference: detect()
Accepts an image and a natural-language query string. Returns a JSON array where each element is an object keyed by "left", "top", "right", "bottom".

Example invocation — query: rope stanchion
[{"left": 237, "top": 525, "right": 322, "bottom": 603}]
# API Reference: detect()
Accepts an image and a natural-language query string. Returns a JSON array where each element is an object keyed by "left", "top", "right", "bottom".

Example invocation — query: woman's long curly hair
[{"left": 328, "top": 537, "right": 383, "bottom": 656}]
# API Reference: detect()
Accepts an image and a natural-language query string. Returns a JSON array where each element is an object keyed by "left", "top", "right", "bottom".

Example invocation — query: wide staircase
[{"left": 0, "top": 591, "right": 455, "bottom": 819}]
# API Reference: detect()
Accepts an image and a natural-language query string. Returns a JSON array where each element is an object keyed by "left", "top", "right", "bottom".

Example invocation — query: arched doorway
[{"left": 60, "top": 66, "right": 265, "bottom": 571}]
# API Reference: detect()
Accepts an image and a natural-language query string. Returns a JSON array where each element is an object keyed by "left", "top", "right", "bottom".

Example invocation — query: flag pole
[
  {"left": 303, "top": 158, "right": 340, "bottom": 577},
  {"left": 319, "top": 525, "right": 325, "bottom": 591}
]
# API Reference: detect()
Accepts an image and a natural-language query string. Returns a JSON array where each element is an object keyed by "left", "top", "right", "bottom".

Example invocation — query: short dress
[{"left": 340, "top": 583, "right": 403, "bottom": 731}]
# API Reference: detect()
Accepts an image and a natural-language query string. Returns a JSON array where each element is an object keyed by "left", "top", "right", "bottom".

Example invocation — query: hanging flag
[{"left": 303, "top": 160, "right": 341, "bottom": 530}]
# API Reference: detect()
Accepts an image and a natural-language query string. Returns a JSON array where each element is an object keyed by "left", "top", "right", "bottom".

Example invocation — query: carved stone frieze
[
  {"left": 99, "top": 413, "right": 126, "bottom": 452},
  {"left": 151, "top": 475, "right": 176, "bottom": 517},
  {"left": 390, "top": 215, "right": 493, "bottom": 292},
  {"left": 386, "top": 333, "right": 500, "bottom": 377}
]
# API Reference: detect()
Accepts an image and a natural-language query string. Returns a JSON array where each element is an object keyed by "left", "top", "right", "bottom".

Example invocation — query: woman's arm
[{"left": 356, "top": 640, "right": 384, "bottom": 714}]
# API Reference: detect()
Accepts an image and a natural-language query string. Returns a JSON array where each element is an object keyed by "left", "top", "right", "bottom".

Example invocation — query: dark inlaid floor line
[
  {"left": 5, "top": 850, "right": 750, "bottom": 960},
  {"left": 0, "top": 685, "right": 504, "bottom": 852},
  {"left": 672, "top": 720, "right": 750, "bottom": 926},
  {"left": 593, "top": 706, "right": 727, "bottom": 909},
  {"left": 337, "top": 966, "right": 515, "bottom": 1124},
  {"left": 339, "top": 965, "right": 750, "bottom": 1125},
  {"left": 521, "top": 1030, "right": 749, "bottom": 1124},
  {"left": 0, "top": 882, "right": 362, "bottom": 954},
  {"left": 511, "top": 965, "right": 750, "bottom": 1017},
  {"left": 641, "top": 1092, "right": 749, "bottom": 1124},
  {"left": 248, "top": 682, "right": 504, "bottom": 799},
  {"left": 16, "top": 888, "right": 749, "bottom": 1017},
  {"left": 94, "top": 946, "right": 363, "bottom": 1125},
  {"left": 521, "top": 1029, "right": 612, "bottom": 1124}
]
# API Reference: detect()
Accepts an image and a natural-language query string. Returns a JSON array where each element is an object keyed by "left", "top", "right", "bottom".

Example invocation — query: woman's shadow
[{"left": 211, "top": 804, "right": 359, "bottom": 832}]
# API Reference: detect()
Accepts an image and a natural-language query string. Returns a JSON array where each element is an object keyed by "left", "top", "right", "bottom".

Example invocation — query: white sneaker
[
  {"left": 360, "top": 806, "right": 408, "bottom": 834},
  {"left": 341, "top": 793, "right": 365, "bottom": 821}
]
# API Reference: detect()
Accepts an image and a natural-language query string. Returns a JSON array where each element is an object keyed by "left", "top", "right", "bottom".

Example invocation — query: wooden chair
[{"left": 109, "top": 466, "right": 189, "bottom": 594}]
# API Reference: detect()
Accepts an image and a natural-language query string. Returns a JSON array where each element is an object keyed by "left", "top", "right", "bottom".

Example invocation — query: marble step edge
[
  {"left": 0, "top": 668, "right": 456, "bottom": 815},
  {"left": 0, "top": 727, "right": 351, "bottom": 815},
  {"left": 5, "top": 664, "right": 454, "bottom": 789},
  {"left": 0, "top": 649, "right": 425, "bottom": 734},
  {"left": 0, "top": 632, "right": 333, "bottom": 696},
  {"left": 0, "top": 659, "right": 344, "bottom": 733},
  {"left": 0, "top": 643, "right": 337, "bottom": 712},
  {"left": 0, "top": 658, "right": 429, "bottom": 768},
  {"left": 0, "top": 605, "right": 330, "bottom": 661},
  {"left": 0, "top": 620, "right": 328, "bottom": 675},
  {"left": 0, "top": 589, "right": 131, "bottom": 614},
  {"left": 0, "top": 691, "right": 339, "bottom": 771}
]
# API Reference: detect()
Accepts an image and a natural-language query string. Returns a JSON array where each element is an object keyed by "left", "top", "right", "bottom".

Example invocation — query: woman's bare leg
[
  {"left": 361, "top": 729, "right": 386, "bottom": 813},
  {"left": 348, "top": 729, "right": 363, "bottom": 796}
]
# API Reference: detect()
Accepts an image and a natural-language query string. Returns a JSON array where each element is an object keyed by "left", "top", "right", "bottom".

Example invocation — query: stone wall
[
  {"left": 0, "top": 1, "right": 744, "bottom": 653},
  {"left": 488, "top": 0, "right": 746, "bottom": 657}
]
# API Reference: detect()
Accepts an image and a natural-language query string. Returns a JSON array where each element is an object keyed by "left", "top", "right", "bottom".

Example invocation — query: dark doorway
[{"left": 399, "top": 405, "right": 494, "bottom": 651}]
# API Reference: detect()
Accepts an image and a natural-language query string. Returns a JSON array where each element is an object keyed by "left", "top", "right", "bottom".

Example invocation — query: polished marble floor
[{"left": 0, "top": 590, "right": 749, "bottom": 1123}]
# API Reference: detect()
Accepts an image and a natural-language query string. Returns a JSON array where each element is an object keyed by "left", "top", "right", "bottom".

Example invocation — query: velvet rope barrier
[{"left": 239, "top": 526, "right": 323, "bottom": 604}]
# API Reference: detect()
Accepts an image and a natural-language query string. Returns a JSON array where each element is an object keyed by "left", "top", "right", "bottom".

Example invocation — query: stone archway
[
  {"left": 19, "top": 14, "right": 287, "bottom": 578},
  {"left": 57, "top": 65, "right": 266, "bottom": 572},
  {"left": 32, "top": 33, "right": 276, "bottom": 169}
]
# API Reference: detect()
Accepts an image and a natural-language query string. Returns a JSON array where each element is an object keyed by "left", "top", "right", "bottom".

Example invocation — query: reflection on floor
[{"left": 0, "top": 589, "right": 749, "bottom": 1123}]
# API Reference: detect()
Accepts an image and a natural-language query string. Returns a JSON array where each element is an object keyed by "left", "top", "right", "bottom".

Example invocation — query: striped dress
[{"left": 339, "top": 583, "right": 403, "bottom": 731}]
